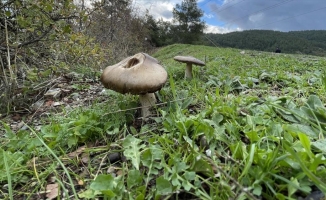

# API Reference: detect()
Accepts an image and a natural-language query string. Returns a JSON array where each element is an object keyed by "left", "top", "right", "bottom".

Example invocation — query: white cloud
[
  {"left": 150, "top": 2, "right": 175, "bottom": 21},
  {"left": 248, "top": 13, "right": 264, "bottom": 23},
  {"left": 134, "top": 0, "right": 178, "bottom": 21},
  {"left": 204, "top": 24, "right": 241, "bottom": 34},
  {"left": 204, "top": 13, "right": 214, "bottom": 19},
  {"left": 209, "top": 0, "right": 326, "bottom": 31}
]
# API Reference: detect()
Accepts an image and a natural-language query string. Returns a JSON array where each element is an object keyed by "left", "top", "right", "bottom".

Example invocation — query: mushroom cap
[
  {"left": 100, "top": 53, "right": 167, "bottom": 95},
  {"left": 174, "top": 56, "right": 205, "bottom": 66}
]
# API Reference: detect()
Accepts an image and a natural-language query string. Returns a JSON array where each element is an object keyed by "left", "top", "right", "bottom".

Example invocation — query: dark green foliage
[
  {"left": 144, "top": 0, "right": 206, "bottom": 47},
  {"left": 202, "top": 30, "right": 326, "bottom": 56},
  {"left": 145, "top": 15, "right": 174, "bottom": 47}
]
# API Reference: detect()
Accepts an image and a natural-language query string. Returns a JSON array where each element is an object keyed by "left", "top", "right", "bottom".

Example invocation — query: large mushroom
[
  {"left": 174, "top": 56, "right": 205, "bottom": 79},
  {"left": 101, "top": 53, "right": 167, "bottom": 117}
]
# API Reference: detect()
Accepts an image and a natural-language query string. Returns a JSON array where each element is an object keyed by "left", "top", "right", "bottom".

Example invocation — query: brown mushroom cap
[
  {"left": 101, "top": 53, "right": 167, "bottom": 94},
  {"left": 173, "top": 56, "right": 205, "bottom": 66}
]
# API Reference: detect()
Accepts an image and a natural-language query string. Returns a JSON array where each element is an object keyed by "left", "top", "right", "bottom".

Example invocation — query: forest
[{"left": 202, "top": 30, "right": 326, "bottom": 56}]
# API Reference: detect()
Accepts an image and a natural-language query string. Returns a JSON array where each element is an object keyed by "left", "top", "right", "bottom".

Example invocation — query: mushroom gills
[{"left": 125, "top": 58, "right": 140, "bottom": 68}]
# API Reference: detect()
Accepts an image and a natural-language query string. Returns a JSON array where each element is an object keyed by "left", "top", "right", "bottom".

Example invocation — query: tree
[
  {"left": 0, "top": 0, "right": 105, "bottom": 113},
  {"left": 0, "top": 0, "right": 82, "bottom": 112},
  {"left": 144, "top": 14, "right": 175, "bottom": 47},
  {"left": 85, "top": 0, "right": 152, "bottom": 61},
  {"left": 172, "top": 0, "right": 206, "bottom": 44}
]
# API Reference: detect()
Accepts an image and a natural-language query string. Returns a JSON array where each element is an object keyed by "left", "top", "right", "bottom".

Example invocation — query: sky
[{"left": 133, "top": 0, "right": 326, "bottom": 34}]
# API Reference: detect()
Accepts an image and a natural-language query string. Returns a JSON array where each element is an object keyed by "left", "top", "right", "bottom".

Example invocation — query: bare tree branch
[{"left": 0, "top": 0, "right": 15, "bottom": 10}]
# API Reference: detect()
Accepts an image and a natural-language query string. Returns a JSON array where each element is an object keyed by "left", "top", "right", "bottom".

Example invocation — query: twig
[
  {"left": 4, "top": 9, "right": 16, "bottom": 85},
  {"left": 0, "top": 0, "right": 15, "bottom": 10},
  {"left": 33, "top": 77, "right": 62, "bottom": 90},
  {"left": 94, "top": 153, "right": 108, "bottom": 179}
]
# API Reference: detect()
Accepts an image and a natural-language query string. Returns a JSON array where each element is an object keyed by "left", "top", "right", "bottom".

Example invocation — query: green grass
[{"left": 1, "top": 44, "right": 326, "bottom": 199}]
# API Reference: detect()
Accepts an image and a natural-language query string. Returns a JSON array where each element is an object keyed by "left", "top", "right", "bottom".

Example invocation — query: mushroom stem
[
  {"left": 139, "top": 93, "right": 156, "bottom": 117},
  {"left": 185, "top": 63, "right": 193, "bottom": 79}
]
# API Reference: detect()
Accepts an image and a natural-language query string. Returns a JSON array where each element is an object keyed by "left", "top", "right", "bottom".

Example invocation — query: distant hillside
[{"left": 202, "top": 30, "right": 326, "bottom": 56}]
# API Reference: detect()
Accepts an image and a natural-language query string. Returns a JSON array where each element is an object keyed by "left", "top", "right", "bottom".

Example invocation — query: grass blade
[
  {"left": 3, "top": 150, "right": 13, "bottom": 200},
  {"left": 240, "top": 143, "right": 255, "bottom": 179},
  {"left": 26, "top": 123, "right": 79, "bottom": 199}
]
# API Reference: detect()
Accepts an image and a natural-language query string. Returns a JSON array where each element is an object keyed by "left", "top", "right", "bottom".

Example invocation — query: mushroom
[
  {"left": 100, "top": 53, "right": 167, "bottom": 117},
  {"left": 174, "top": 56, "right": 205, "bottom": 79}
]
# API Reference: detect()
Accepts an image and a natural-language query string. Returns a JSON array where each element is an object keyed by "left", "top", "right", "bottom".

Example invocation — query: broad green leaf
[
  {"left": 156, "top": 176, "right": 172, "bottom": 195},
  {"left": 307, "top": 95, "right": 323, "bottom": 109},
  {"left": 171, "top": 173, "right": 180, "bottom": 186},
  {"left": 310, "top": 154, "right": 325, "bottom": 172},
  {"left": 141, "top": 145, "right": 163, "bottom": 178},
  {"left": 192, "top": 159, "right": 213, "bottom": 176},
  {"left": 67, "top": 136, "right": 78, "bottom": 148},
  {"left": 101, "top": 190, "right": 116, "bottom": 198},
  {"left": 312, "top": 139, "right": 326, "bottom": 153},
  {"left": 135, "top": 193, "right": 145, "bottom": 200},
  {"left": 286, "top": 145, "right": 326, "bottom": 193},
  {"left": 245, "top": 131, "right": 260, "bottom": 142},
  {"left": 253, "top": 184, "right": 262, "bottom": 196},
  {"left": 148, "top": 145, "right": 163, "bottom": 161},
  {"left": 288, "top": 178, "right": 299, "bottom": 196},
  {"left": 129, "top": 126, "right": 138, "bottom": 135},
  {"left": 181, "top": 97, "right": 193, "bottom": 109},
  {"left": 182, "top": 179, "right": 192, "bottom": 191},
  {"left": 274, "top": 108, "right": 300, "bottom": 123},
  {"left": 282, "top": 158, "right": 300, "bottom": 170},
  {"left": 122, "top": 135, "right": 146, "bottom": 170},
  {"left": 184, "top": 171, "right": 196, "bottom": 181},
  {"left": 275, "top": 193, "right": 286, "bottom": 200},
  {"left": 127, "top": 170, "right": 143, "bottom": 189},
  {"left": 284, "top": 124, "right": 318, "bottom": 138},
  {"left": 183, "top": 135, "right": 197, "bottom": 150},
  {"left": 301, "top": 107, "right": 326, "bottom": 126},
  {"left": 90, "top": 174, "right": 115, "bottom": 191},
  {"left": 78, "top": 189, "right": 96, "bottom": 199},
  {"left": 298, "top": 133, "right": 311, "bottom": 156},
  {"left": 212, "top": 113, "right": 223, "bottom": 125},
  {"left": 135, "top": 186, "right": 146, "bottom": 200},
  {"left": 267, "top": 123, "right": 283, "bottom": 136},
  {"left": 172, "top": 161, "right": 188, "bottom": 173}
]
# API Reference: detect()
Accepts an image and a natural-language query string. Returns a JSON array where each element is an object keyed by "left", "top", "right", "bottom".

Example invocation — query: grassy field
[{"left": 1, "top": 44, "right": 326, "bottom": 199}]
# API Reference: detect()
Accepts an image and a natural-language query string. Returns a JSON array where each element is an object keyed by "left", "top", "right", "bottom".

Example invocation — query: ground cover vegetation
[
  {"left": 1, "top": 0, "right": 326, "bottom": 199},
  {"left": 2, "top": 44, "right": 326, "bottom": 199}
]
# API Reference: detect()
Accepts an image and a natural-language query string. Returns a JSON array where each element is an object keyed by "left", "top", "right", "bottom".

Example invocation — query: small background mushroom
[
  {"left": 174, "top": 56, "right": 205, "bottom": 79},
  {"left": 100, "top": 53, "right": 167, "bottom": 117}
]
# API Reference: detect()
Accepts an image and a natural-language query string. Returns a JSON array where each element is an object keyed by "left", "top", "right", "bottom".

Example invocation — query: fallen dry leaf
[
  {"left": 53, "top": 102, "right": 63, "bottom": 107},
  {"left": 116, "top": 170, "right": 124, "bottom": 176},
  {"left": 81, "top": 153, "right": 89, "bottom": 164},
  {"left": 45, "top": 100, "right": 54, "bottom": 107},
  {"left": 67, "top": 146, "right": 86, "bottom": 158},
  {"left": 46, "top": 183, "right": 59, "bottom": 200},
  {"left": 77, "top": 179, "right": 84, "bottom": 186}
]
